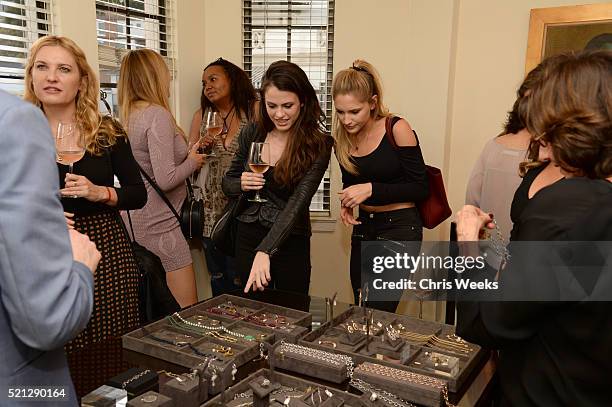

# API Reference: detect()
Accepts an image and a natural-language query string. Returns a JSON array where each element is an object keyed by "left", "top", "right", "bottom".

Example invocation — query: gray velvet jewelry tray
[
  {"left": 195, "top": 294, "right": 313, "bottom": 333},
  {"left": 122, "top": 315, "right": 265, "bottom": 395},
  {"left": 202, "top": 368, "right": 371, "bottom": 406},
  {"left": 299, "top": 306, "right": 485, "bottom": 393}
]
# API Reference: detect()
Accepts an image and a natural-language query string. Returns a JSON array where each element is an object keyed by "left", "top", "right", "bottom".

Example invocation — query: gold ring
[{"left": 318, "top": 340, "right": 337, "bottom": 348}]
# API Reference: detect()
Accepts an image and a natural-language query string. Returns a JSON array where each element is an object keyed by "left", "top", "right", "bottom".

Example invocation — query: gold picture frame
[{"left": 525, "top": 3, "right": 612, "bottom": 73}]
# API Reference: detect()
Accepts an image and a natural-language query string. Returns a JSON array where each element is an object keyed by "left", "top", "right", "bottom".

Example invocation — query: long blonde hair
[
  {"left": 332, "top": 59, "right": 389, "bottom": 175},
  {"left": 118, "top": 48, "right": 183, "bottom": 136},
  {"left": 24, "top": 35, "right": 123, "bottom": 155}
]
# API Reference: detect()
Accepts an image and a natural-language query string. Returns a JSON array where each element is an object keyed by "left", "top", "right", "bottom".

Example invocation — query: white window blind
[
  {"left": 243, "top": 0, "right": 334, "bottom": 214},
  {"left": 0, "top": 0, "right": 52, "bottom": 96},
  {"left": 95, "top": 0, "right": 174, "bottom": 115}
]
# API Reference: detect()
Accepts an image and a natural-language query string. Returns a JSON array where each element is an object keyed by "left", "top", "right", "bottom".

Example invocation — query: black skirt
[{"left": 65, "top": 210, "right": 140, "bottom": 397}]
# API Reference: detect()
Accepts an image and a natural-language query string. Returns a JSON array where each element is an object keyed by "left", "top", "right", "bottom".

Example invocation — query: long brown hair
[
  {"left": 24, "top": 35, "right": 123, "bottom": 155},
  {"left": 118, "top": 48, "right": 184, "bottom": 136},
  {"left": 258, "top": 60, "right": 328, "bottom": 187},
  {"left": 525, "top": 50, "right": 612, "bottom": 179},
  {"left": 331, "top": 59, "right": 390, "bottom": 175}
]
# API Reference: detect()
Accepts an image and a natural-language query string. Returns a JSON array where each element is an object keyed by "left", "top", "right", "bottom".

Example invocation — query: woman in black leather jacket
[{"left": 222, "top": 61, "right": 333, "bottom": 294}]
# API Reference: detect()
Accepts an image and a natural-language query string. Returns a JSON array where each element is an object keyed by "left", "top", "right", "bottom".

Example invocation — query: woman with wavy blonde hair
[
  {"left": 118, "top": 48, "right": 205, "bottom": 307},
  {"left": 24, "top": 35, "right": 147, "bottom": 396},
  {"left": 332, "top": 59, "right": 428, "bottom": 312}
]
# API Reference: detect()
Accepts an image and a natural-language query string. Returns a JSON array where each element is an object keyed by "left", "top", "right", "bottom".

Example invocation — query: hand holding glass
[
  {"left": 201, "top": 111, "right": 224, "bottom": 156},
  {"left": 56, "top": 122, "right": 85, "bottom": 198},
  {"left": 248, "top": 142, "right": 270, "bottom": 203}
]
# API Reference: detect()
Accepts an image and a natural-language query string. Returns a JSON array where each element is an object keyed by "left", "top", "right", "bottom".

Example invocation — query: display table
[{"left": 75, "top": 290, "right": 495, "bottom": 406}]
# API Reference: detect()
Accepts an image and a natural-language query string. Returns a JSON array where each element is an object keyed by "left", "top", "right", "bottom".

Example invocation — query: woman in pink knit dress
[{"left": 118, "top": 49, "right": 205, "bottom": 307}]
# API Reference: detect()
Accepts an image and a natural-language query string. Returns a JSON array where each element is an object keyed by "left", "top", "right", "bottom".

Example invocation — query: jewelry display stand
[
  {"left": 123, "top": 295, "right": 313, "bottom": 395},
  {"left": 159, "top": 374, "right": 200, "bottom": 407},
  {"left": 299, "top": 306, "right": 485, "bottom": 393},
  {"left": 126, "top": 391, "right": 172, "bottom": 407},
  {"left": 272, "top": 341, "right": 352, "bottom": 384}
]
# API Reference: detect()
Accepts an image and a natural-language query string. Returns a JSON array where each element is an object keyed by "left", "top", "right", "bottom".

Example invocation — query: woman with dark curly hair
[
  {"left": 223, "top": 60, "right": 333, "bottom": 294},
  {"left": 188, "top": 58, "right": 258, "bottom": 295}
]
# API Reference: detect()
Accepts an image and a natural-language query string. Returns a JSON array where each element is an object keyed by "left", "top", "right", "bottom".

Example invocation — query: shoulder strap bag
[
  {"left": 385, "top": 116, "right": 452, "bottom": 229},
  {"left": 136, "top": 163, "right": 204, "bottom": 242}
]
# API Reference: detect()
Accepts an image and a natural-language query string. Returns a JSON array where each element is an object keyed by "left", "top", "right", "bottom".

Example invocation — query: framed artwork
[{"left": 525, "top": 3, "right": 612, "bottom": 73}]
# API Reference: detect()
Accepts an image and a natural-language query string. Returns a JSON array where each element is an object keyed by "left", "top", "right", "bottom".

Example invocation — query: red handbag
[{"left": 385, "top": 116, "right": 452, "bottom": 229}]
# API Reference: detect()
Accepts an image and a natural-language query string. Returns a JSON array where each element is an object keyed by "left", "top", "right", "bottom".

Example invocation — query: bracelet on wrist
[{"left": 103, "top": 186, "right": 112, "bottom": 203}]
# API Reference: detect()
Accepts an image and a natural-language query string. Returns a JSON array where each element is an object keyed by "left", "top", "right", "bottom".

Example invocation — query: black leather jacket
[{"left": 222, "top": 123, "right": 333, "bottom": 256}]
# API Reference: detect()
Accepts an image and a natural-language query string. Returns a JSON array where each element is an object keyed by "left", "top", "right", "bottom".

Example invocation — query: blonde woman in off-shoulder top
[{"left": 119, "top": 49, "right": 205, "bottom": 307}]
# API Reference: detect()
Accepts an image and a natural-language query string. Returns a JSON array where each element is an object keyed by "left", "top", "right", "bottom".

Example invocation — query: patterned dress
[{"left": 198, "top": 117, "right": 246, "bottom": 236}]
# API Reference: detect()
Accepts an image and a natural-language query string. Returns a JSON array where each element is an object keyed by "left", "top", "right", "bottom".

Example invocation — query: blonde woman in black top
[{"left": 333, "top": 59, "right": 428, "bottom": 312}]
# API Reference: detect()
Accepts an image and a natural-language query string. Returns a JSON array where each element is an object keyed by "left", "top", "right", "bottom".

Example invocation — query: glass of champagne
[
  {"left": 248, "top": 142, "right": 270, "bottom": 203},
  {"left": 56, "top": 122, "right": 85, "bottom": 198},
  {"left": 201, "top": 110, "right": 224, "bottom": 157}
]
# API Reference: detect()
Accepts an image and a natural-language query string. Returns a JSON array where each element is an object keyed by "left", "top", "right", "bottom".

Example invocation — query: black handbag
[
  {"left": 136, "top": 163, "right": 204, "bottom": 242},
  {"left": 125, "top": 212, "right": 180, "bottom": 323},
  {"left": 210, "top": 195, "right": 245, "bottom": 257}
]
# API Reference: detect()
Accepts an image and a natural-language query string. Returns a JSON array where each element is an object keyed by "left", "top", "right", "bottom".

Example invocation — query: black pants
[
  {"left": 236, "top": 220, "right": 311, "bottom": 295},
  {"left": 350, "top": 207, "right": 423, "bottom": 313}
]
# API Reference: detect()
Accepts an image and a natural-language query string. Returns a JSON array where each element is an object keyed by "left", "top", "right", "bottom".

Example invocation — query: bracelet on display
[
  {"left": 279, "top": 340, "right": 354, "bottom": 378},
  {"left": 350, "top": 377, "right": 416, "bottom": 407},
  {"left": 356, "top": 362, "right": 454, "bottom": 407},
  {"left": 245, "top": 312, "right": 296, "bottom": 332},
  {"left": 207, "top": 301, "right": 251, "bottom": 319},
  {"left": 121, "top": 369, "right": 152, "bottom": 390}
]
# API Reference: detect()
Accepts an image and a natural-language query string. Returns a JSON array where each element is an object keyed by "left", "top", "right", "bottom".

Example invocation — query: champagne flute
[
  {"left": 201, "top": 110, "right": 224, "bottom": 157},
  {"left": 56, "top": 122, "right": 85, "bottom": 198},
  {"left": 248, "top": 142, "right": 270, "bottom": 203}
]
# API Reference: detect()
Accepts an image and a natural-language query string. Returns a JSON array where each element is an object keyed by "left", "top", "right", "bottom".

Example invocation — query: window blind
[
  {"left": 243, "top": 0, "right": 334, "bottom": 213},
  {"left": 0, "top": 0, "right": 52, "bottom": 95},
  {"left": 95, "top": 0, "right": 174, "bottom": 115}
]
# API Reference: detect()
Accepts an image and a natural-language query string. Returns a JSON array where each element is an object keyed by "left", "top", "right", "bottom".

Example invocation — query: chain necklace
[
  {"left": 168, "top": 313, "right": 257, "bottom": 341},
  {"left": 489, "top": 219, "right": 510, "bottom": 271}
]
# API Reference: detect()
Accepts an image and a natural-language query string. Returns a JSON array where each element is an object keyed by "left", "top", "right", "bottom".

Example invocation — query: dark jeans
[
  {"left": 236, "top": 220, "right": 311, "bottom": 295},
  {"left": 350, "top": 207, "right": 423, "bottom": 313},
  {"left": 202, "top": 237, "right": 240, "bottom": 296}
]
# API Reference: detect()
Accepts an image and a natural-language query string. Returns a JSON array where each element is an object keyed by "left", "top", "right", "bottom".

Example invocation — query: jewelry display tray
[
  {"left": 123, "top": 295, "right": 311, "bottom": 393},
  {"left": 271, "top": 341, "right": 349, "bottom": 384},
  {"left": 203, "top": 368, "right": 371, "bottom": 406},
  {"left": 191, "top": 294, "right": 312, "bottom": 342},
  {"left": 298, "top": 306, "right": 486, "bottom": 393}
]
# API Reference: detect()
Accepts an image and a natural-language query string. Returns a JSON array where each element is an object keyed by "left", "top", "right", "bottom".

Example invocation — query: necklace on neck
[
  {"left": 353, "top": 125, "right": 373, "bottom": 152},
  {"left": 220, "top": 106, "right": 235, "bottom": 138}
]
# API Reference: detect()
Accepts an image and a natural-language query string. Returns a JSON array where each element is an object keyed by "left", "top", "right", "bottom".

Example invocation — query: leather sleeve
[{"left": 256, "top": 137, "right": 333, "bottom": 255}]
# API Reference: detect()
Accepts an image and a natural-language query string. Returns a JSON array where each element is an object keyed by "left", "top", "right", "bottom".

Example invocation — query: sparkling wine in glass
[
  {"left": 248, "top": 142, "right": 270, "bottom": 203},
  {"left": 201, "top": 110, "right": 224, "bottom": 157},
  {"left": 56, "top": 122, "right": 85, "bottom": 198}
]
